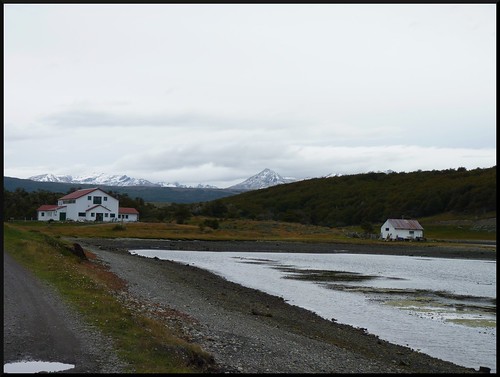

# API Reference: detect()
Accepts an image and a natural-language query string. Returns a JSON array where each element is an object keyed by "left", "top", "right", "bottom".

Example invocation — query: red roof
[
  {"left": 59, "top": 188, "right": 114, "bottom": 200},
  {"left": 386, "top": 219, "right": 423, "bottom": 230},
  {"left": 37, "top": 205, "right": 65, "bottom": 211},
  {"left": 119, "top": 207, "right": 139, "bottom": 215}
]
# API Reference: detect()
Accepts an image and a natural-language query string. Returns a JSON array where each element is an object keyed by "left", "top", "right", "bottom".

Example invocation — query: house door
[
  {"left": 96, "top": 213, "right": 103, "bottom": 222},
  {"left": 59, "top": 212, "right": 66, "bottom": 221}
]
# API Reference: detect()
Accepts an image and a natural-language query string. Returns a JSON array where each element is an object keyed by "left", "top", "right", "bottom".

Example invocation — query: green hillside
[{"left": 211, "top": 167, "right": 496, "bottom": 227}]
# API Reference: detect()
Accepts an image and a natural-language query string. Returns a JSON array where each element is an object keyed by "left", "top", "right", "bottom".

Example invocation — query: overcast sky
[{"left": 4, "top": 4, "right": 496, "bottom": 188}]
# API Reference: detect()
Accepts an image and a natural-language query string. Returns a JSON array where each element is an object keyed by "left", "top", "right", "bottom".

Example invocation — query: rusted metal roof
[
  {"left": 59, "top": 188, "right": 101, "bottom": 200},
  {"left": 37, "top": 204, "right": 65, "bottom": 211},
  {"left": 119, "top": 207, "right": 139, "bottom": 214},
  {"left": 386, "top": 219, "right": 424, "bottom": 230}
]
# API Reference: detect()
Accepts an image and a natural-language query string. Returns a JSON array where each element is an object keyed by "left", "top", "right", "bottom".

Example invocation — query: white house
[
  {"left": 381, "top": 219, "right": 424, "bottom": 240},
  {"left": 37, "top": 188, "right": 139, "bottom": 222}
]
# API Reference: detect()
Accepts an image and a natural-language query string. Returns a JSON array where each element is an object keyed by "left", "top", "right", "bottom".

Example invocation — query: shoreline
[
  {"left": 83, "top": 237, "right": 496, "bottom": 260},
  {"left": 76, "top": 237, "right": 491, "bottom": 373}
]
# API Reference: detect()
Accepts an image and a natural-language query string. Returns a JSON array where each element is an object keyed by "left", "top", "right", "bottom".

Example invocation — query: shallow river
[{"left": 130, "top": 249, "right": 496, "bottom": 372}]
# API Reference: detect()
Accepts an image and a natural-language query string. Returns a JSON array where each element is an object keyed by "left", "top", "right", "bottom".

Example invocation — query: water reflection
[{"left": 267, "top": 261, "right": 496, "bottom": 327}]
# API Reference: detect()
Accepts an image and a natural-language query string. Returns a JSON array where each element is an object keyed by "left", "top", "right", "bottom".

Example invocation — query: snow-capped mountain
[
  {"left": 228, "top": 168, "right": 297, "bottom": 190},
  {"left": 28, "top": 169, "right": 295, "bottom": 190},
  {"left": 28, "top": 173, "right": 219, "bottom": 189},
  {"left": 157, "top": 181, "right": 219, "bottom": 189},
  {"left": 29, "top": 174, "right": 75, "bottom": 183},
  {"left": 29, "top": 173, "right": 159, "bottom": 187},
  {"left": 323, "top": 170, "right": 395, "bottom": 178},
  {"left": 324, "top": 172, "right": 343, "bottom": 178}
]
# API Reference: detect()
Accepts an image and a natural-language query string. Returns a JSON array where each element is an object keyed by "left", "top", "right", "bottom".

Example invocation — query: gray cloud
[{"left": 4, "top": 4, "right": 496, "bottom": 186}]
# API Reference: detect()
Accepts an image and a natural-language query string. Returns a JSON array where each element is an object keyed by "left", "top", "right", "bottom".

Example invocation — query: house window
[
  {"left": 409, "top": 230, "right": 414, "bottom": 235},
  {"left": 41, "top": 212, "right": 45, "bottom": 217},
  {"left": 105, "top": 213, "right": 108, "bottom": 217},
  {"left": 88, "top": 196, "right": 92, "bottom": 200},
  {"left": 104, "top": 197, "right": 107, "bottom": 201},
  {"left": 93, "top": 196, "right": 102, "bottom": 205},
  {"left": 110, "top": 214, "right": 115, "bottom": 218},
  {"left": 385, "top": 228, "right": 389, "bottom": 231},
  {"left": 91, "top": 213, "right": 95, "bottom": 217},
  {"left": 78, "top": 212, "right": 85, "bottom": 217},
  {"left": 125, "top": 215, "right": 129, "bottom": 219}
]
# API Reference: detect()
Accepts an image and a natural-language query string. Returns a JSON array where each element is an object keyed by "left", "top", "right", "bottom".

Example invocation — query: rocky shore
[
  {"left": 80, "top": 238, "right": 496, "bottom": 259},
  {"left": 75, "top": 238, "right": 493, "bottom": 373}
]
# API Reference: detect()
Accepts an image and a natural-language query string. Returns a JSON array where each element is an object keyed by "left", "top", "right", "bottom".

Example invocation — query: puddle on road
[{"left": 3, "top": 360, "right": 75, "bottom": 373}]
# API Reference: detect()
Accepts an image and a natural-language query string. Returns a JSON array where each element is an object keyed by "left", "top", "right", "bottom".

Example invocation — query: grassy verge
[
  {"left": 3, "top": 222, "right": 215, "bottom": 373},
  {"left": 4, "top": 218, "right": 349, "bottom": 242},
  {"left": 7, "top": 214, "right": 496, "bottom": 245}
]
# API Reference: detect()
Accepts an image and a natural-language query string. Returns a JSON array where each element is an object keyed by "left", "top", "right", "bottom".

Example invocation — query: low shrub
[{"left": 112, "top": 223, "right": 127, "bottom": 231}]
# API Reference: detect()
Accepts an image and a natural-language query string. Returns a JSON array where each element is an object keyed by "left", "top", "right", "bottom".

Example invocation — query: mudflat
[{"left": 76, "top": 237, "right": 494, "bottom": 373}]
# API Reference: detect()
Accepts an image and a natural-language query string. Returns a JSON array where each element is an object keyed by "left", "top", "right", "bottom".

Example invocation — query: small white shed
[
  {"left": 36, "top": 204, "right": 66, "bottom": 221},
  {"left": 118, "top": 207, "right": 140, "bottom": 222},
  {"left": 381, "top": 219, "right": 424, "bottom": 240}
]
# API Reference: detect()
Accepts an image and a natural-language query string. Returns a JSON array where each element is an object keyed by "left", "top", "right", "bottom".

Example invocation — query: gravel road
[
  {"left": 3, "top": 252, "right": 127, "bottom": 373},
  {"left": 74, "top": 238, "right": 486, "bottom": 373}
]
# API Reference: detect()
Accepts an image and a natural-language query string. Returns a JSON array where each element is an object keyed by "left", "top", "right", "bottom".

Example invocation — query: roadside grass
[{"left": 3, "top": 223, "right": 215, "bottom": 373}]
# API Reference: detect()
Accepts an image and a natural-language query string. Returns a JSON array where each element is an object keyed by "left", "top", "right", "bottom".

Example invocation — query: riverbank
[
  {"left": 76, "top": 238, "right": 489, "bottom": 373},
  {"left": 80, "top": 237, "right": 496, "bottom": 259}
]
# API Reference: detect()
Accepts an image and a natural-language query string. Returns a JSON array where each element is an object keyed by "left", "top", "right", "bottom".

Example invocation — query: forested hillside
[
  {"left": 3, "top": 188, "right": 189, "bottom": 222},
  {"left": 207, "top": 167, "right": 496, "bottom": 227},
  {"left": 4, "top": 167, "right": 496, "bottom": 226}
]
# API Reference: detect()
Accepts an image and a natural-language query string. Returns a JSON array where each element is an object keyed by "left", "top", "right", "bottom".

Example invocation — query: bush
[
  {"left": 202, "top": 219, "right": 219, "bottom": 230},
  {"left": 112, "top": 223, "right": 127, "bottom": 231}
]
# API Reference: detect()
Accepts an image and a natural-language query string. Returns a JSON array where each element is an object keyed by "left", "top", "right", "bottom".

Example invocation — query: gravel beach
[{"left": 74, "top": 238, "right": 494, "bottom": 373}]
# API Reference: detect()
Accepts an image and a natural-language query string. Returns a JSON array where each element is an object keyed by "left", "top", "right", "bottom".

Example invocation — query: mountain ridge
[
  {"left": 228, "top": 168, "right": 297, "bottom": 190},
  {"left": 4, "top": 176, "right": 244, "bottom": 204},
  {"left": 26, "top": 168, "right": 410, "bottom": 192},
  {"left": 28, "top": 169, "right": 296, "bottom": 191}
]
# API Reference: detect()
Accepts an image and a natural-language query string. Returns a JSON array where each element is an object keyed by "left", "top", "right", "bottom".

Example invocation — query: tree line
[
  {"left": 2, "top": 188, "right": 192, "bottom": 223},
  {"left": 197, "top": 166, "right": 497, "bottom": 227},
  {"left": 3, "top": 166, "right": 496, "bottom": 227}
]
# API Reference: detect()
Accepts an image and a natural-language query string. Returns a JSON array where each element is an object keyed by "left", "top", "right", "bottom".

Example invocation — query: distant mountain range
[
  {"left": 3, "top": 176, "right": 243, "bottom": 204},
  {"left": 4, "top": 168, "right": 298, "bottom": 204},
  {"left": 26, "top": 168, "right": 400, "bottom": 191},
  {"left": 28, "top": 173, "right": 218, "bottom": 189},
  {"left": 28, "top": 168, "right": 298, "bottom": 191},
  {"left": 5, "top": 168, "right": 427, "bottom": 205}
]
